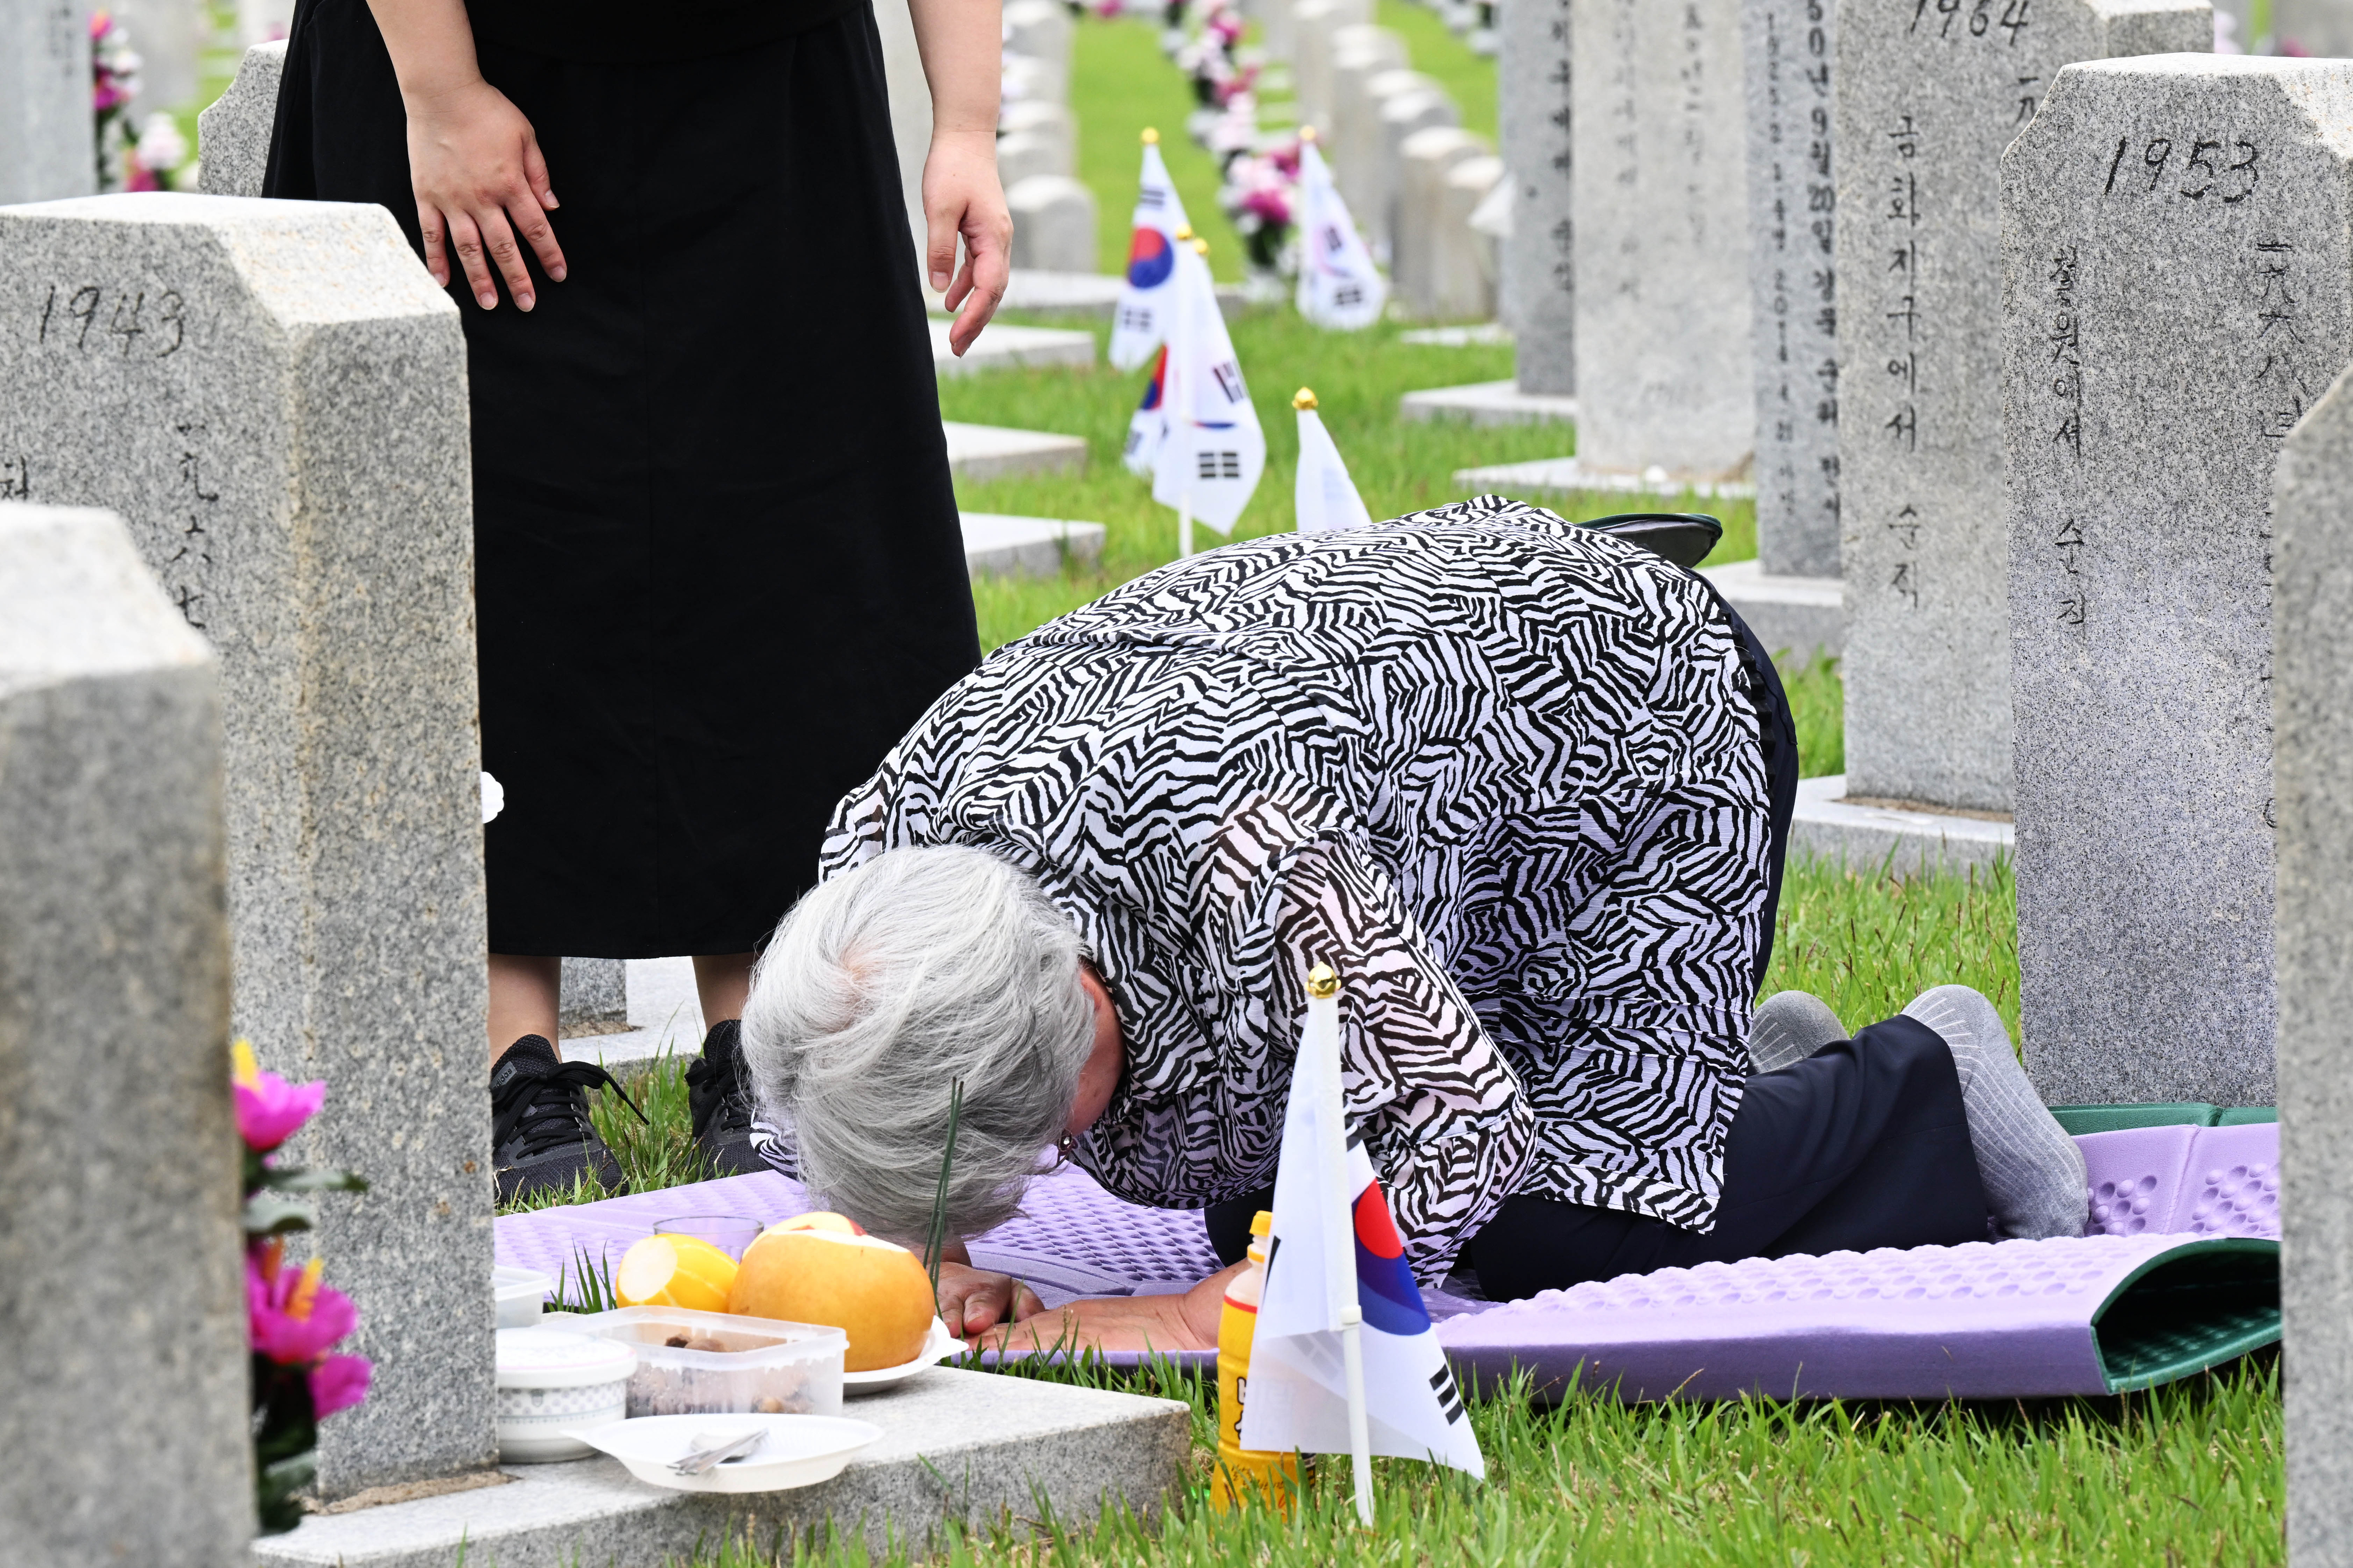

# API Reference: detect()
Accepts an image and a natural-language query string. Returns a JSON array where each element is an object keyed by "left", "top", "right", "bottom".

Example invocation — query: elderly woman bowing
[{"left": 739, "top": 497, "right": 2088, "bottom": 1349}]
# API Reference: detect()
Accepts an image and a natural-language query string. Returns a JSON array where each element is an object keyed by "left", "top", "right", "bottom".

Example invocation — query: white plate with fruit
[
  {"left": 842, "top": 1316, "right": 962, "bottom": 1392},
  {"left": 616, "top": 1210, "right": 955, "bottom": 1391}
]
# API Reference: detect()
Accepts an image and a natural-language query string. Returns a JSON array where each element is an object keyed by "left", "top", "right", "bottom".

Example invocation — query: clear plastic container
[
  {"left": 542, "top": 1306, "right": 848, "bottom": 1418},
  {"left": 494, "top": 1266, "right": 552, "bottom": 1329}
]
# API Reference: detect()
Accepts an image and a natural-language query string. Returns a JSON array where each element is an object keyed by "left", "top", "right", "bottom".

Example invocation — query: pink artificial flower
[
  {"left": 248, "top": 1252, "right": 361, "bottom": 1367},
  {"left": 232, "top": 1039, "right": 325, "bottom": 1152},
  {"left": 1241, "top": 186, "right": 1291, "bottom": 225},
  {"left": 88, "top": 9, "right": 111, "bottom": 39},
  {"left": 309, "top": 1355, "right": 374, "bottom": 1419}
]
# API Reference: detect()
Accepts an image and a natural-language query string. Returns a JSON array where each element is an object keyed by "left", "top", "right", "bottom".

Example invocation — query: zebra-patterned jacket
[{"left": 817, "top": 496, "right": 1774, "bottom": 1283}]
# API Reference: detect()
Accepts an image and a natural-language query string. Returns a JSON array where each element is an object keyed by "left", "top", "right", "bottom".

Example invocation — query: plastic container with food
[
  {"left": 495, "top": 1326, "right": 637, "bottom": 1462},
  {"left": 542, "top": 1306, "right": 848, "bottom": 1419}
]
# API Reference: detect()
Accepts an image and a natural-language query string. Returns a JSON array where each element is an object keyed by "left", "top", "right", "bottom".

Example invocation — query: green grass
[
  {"left": 1075, "top": 15, "right": 1254, "bottom": 279},
  {"left": 679, "top": 1355, "right": 2279, "bottom": 1568}
]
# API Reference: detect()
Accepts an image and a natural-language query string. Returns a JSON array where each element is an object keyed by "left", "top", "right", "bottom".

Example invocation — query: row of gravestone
[{"left": 1263, "top": 0, "right": 1504, "bottom": 321}]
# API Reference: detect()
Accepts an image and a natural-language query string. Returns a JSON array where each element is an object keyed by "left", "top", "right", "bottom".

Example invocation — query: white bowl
[
  {"left": 496, "top": 1327, "right": 636, "bottom": 1463},
  {"left": 842, "top": 1318, "right": 961, "bottom": 1394},
  {"left": 574, "top": 1414, "right": 882, "bottom": 1493}
]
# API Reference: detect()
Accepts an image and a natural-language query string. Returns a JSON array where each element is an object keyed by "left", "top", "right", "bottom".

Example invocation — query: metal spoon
[{"left": 671, "top": 1427, "right": 766, "bottom": 1476}]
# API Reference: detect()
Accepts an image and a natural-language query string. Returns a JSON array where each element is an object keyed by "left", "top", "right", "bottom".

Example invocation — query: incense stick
[{"left": 924, "top": 1077, "right": 965, "bottom": 1312}]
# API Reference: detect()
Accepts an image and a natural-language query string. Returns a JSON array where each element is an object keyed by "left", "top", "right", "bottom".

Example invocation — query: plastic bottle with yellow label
[{"left": 1212, "top": 1210, "right": 1301, "bottom": 1512}]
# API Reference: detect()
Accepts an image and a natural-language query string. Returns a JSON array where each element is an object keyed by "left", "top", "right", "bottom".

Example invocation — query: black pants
[{"left": 1204, "top": 1016, "right": 1987, "bottom": 1301}]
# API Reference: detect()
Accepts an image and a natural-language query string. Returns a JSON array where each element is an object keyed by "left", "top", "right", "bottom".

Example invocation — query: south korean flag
[
  {"left": 1150, "top": 236, "right": 1265, "bottom": 535},
  {"left": 1122, "top": 345, "right": 1169, "bottom": 478},
  {"left": 1109, "top": 134, "right": 1194, "bottom": 371},
  {"left": 1295, "top": 134, "right": 1387, "bottom": 331},
  {"left": 1237, "top": 968, "right": 1487, "bottom": 1492}
]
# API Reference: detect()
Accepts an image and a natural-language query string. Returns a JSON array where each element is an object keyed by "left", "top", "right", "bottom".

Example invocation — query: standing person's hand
[
  {"left": 923, "top": 129, "right": 1011, "bottom": 357},
  {"left": 404, "top": 76, "right": 565, "bottom": 311}
]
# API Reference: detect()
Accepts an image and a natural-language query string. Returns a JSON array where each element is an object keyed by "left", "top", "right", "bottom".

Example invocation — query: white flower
[
  {"left": 135, "top": 112, "right": 187, "bottom": 173},
  {"left": 481, "top": 770, "right": 505, "bottom": 825}
]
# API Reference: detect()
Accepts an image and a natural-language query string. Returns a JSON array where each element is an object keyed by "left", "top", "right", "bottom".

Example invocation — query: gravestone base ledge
[
  {"left": 1399, "top": 379, "right": 1579, "bottom": 425},
  {"left": 1453, "top": 456, "right": 1757, "bottom": 502},
  {"left": 255, "top": 1369, "right": 1189, "bottom": 1568},
  {"left": 1698, "top": 560, "right": 1843, "bottom": 665},
  {"left": 1789, "top": 775, "right": 2013, "bottom": 876}
]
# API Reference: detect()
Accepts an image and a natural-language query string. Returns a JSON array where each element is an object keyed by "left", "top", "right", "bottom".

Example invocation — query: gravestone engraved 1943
[
  {"left": 1, "top": 0, "right": 98, "bottom": 206},
  {"left": 0, "top": 503, "right": 251, "bottom": 1566},
  {"left": 2003, "top": 54, "right": 2353, "bottom": 1107},
  {"left": 1836, "top": 0, "right": 2209, "bottom": 816},
  {"left": 1741, "top": 0, "right": 1838, "bottom": 581},
  {"left": 2276, "top": 364, "right": 2353, "bottom": 1568},
  {"left": 1570, "top": 0, "right": 1753, "bottom": 483},
  {"left": 0, "top": 193, "right": 496, "bottom": 1498},
  {"left": 1498, "top": 0, "right": 1572, "bottom": 392}
]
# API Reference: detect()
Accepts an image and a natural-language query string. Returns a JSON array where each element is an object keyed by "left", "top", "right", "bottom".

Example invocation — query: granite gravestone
[
  {"left": 1, "top": 0, "right": 98, "bottom": 205},
  {"left": 1837, "top": 0, "right": 2209, "bottom": 816},
  {"left": 1396, "top": 126, "right": 1487, "bottom": 318},
  {"left": 0, "top": 193, "right": 495, "bottom": 1497},
  {"left": 1569, "top": 0, "right": 1753, "bottom": 482},
  {"left": 1008, "top": 174, "right": 1097, "bottom": 273},
  {"left": 2276, "top": 361, "right": 2353, "bottom": 1568},
  {"left": 2275, "top": 0, "right": 2353, "bottom": 54},
  {"left": 197, "top": 41, "right": 286, "bottom": 200},
  {"left": 560, "top": 956, "right": 628, "bottom": 1033},
  {"left": 1293, "top": 0, "right": 1375, "bottom": 134},
  {"left": 1327, "top": 31, "right": 1411, "bottom": 221},
  {"left": 1498, "top": 0, "right": 1572, "bottom": 392},
  {"left": 1742, "top": 0, "right": 1839, "bottom": 581},
  {"left": 2004, "top": 54, "right": 2353, "bottom": 1107},
  {"left": 0, "top": 503, "right": 251, "bottom": 1566}
]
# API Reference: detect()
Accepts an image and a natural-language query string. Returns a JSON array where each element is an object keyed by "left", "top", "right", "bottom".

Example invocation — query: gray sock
[
  {"left": 1902, "top": 984, "right": 2088, "bottom": 1241},
  {"left": 1749, "top": 990, "right": 1847, "bottom": 1074}
]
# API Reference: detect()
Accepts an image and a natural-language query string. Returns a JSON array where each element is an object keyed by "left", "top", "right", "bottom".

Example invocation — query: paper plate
[
  {"left": 842, "top": 1318, "right": 961, "bottom": 1394},
  {"left": 574, "top": 1414, "right": 882, "bottom": 1493}
]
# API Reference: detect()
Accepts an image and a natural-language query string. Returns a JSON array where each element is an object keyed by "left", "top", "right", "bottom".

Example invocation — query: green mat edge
[
  {"left": 2049, "top": 1103, "right": 2277, "bottom": 1135},
  {"left": 2090, "top": 1237, "right": 2281, "bottom": 1394}
]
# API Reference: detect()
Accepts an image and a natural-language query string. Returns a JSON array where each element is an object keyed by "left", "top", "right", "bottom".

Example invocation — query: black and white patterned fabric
[{"left": 790, "top": 496, "right": 1775, "bottom": 1283}]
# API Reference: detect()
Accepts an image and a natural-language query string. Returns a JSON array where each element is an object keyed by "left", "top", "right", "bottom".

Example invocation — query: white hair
[{"left": 739, "top": 845, "right": 1097, "bottom": 1245}]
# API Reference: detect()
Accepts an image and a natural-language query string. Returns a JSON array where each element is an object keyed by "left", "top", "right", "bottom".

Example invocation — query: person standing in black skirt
[{"left": 263, "top": 0, "right": 1001, "bottom": 1199}]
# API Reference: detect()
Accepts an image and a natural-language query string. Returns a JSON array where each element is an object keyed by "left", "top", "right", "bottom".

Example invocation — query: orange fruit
[
  {"left": 615, "top": 1234, "right": 739, "bottom": 1313},
  {"left": 728, "top": 1229, "right": 934, "bottom": 1371}
]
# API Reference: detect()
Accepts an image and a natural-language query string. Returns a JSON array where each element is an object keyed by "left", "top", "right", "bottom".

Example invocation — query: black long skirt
[{"left": 264, "top": 0, "right": 981, "bottom": 956}]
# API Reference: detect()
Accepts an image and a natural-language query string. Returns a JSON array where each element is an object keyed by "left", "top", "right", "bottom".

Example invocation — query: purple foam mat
[
  {"left": 496, "top": 1125, "right": 2279, "bottom": 1397},
  {"left": 2081, "top": 1123, "right": 2278, "bottom": 1239}
]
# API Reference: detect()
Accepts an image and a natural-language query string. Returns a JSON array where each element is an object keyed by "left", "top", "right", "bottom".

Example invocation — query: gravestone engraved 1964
[
  {"left": 1741, "top": 0, "right": 1838, "bottom": 581},
  {"left": 1498, "top": 0, "right": 1572, "bottom": 392},
  {"left": 2003, "top": 54, "right": 2353, "bottom": 1107},
  {"left": 1837, "top": 0, "right": 2209, "bottom": 816},
  {"left": 0, "top": 193, "right": 496, "bottom": 1497},
  {"left": 1570, "top": 0, "right": 1753, "bottom": 482},
  {"left": 0, "top": 503, "right": 251, "bottom": 1566},
  {"left": 1, "top": 0, "right": 98, "bottom": 206},
  {"left": 2277, "top": 366, "right": 2353, "bottom": 1568}
]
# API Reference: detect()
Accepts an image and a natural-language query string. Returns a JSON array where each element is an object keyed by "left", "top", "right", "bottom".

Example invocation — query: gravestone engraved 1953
[
  {"left": 0, "top": 503, "right": 251, "bottom": 1566},
  {"left": 2002, "top": 54, "right": 2353, "bottom": 1107},
  {"left": 1570, "top": 0, "right": 1753, "bottom": 483},
  {"left": 1, "top": 0, "right": 98, "bottom": 206},
  {"left": 1741, "top": 0, "right": 1838, "bottom": 581},
  {"left": 2276, "top": 364, "right": 2353, "bottom": 1568},
  {"left": 1836, "top": 0, "right": 2209, "bottom": 816},
  {"left": 0, "top": 192, "right": 495, "bottom": 1497},
  {"left": 1498, "top": 0, "right": 1572, "bottom": 392}
]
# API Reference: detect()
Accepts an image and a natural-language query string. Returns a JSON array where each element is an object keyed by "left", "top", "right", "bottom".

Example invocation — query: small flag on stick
[
  {"left": 1294, "top": 128, "right": 1387, "bottom": 331},
  {"left": 1240, "top": 963, "right": 1487, "bottom": 1527},
  {"left": 1292, "top": 388, "right": 1374, "bottom": 536},
  {"left": 1151, "top": 234, "right": 1266, "bottom": 555},
  {"left": 1111, "top": 129, "right": 1194, "bottom": 371}
]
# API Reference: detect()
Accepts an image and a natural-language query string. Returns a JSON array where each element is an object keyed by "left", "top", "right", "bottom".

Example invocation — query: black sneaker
[
  {"left": 491, "top": 1035, "right": 644, "bottom": 1203},
  {"left": 686, "top": 1020, "right": 766, "bottom": 1177}
]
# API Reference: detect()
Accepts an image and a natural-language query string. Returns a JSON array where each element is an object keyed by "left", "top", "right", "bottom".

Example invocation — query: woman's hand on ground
[
  {"left": 401, "top": 75, "right": 564, "bottom": 311},
  {"left": 934, "top": 1259, "right": 1048, "bottom": 1339},
  {"left": 921, "top": 129, "right": 1011, "bottom": 357},
  {"left": 963, "top": 1263, "right": 1241, "bottom": 1357}
]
